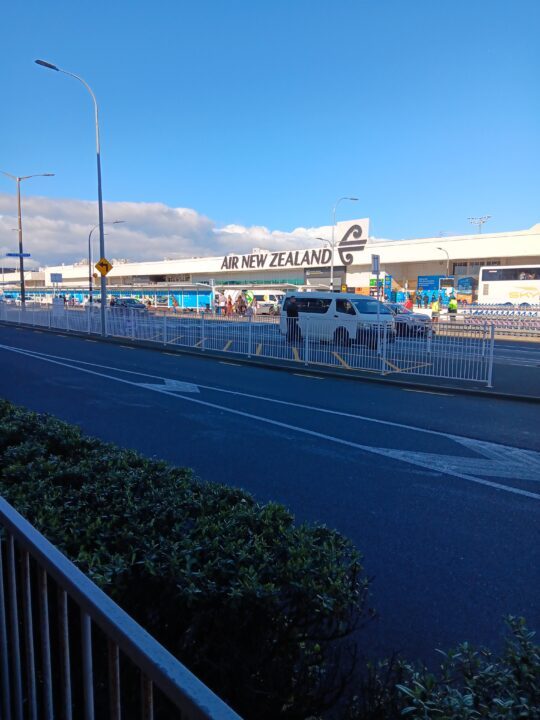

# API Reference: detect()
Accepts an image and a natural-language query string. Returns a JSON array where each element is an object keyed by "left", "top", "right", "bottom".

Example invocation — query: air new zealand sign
[{"left": 220, "top": 220, "right": 369, "bottom": 271}]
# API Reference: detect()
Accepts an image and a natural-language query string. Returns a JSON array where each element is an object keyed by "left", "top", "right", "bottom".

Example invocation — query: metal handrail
[{"left": 0, "top": 497, "right": 241, "bottom": 720}]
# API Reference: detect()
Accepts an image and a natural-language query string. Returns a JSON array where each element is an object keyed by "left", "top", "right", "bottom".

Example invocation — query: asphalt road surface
[{"left": 0, "top": 324, "right": 538, "bottom": 665}]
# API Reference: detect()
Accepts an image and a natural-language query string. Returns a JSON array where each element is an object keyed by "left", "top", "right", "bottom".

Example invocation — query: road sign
[
  {"left": 50, "top": 273, "right": 63, "bottom": 283},
  {"left": 371, "top": 254, "right": 380, "bottom": 274},
  {"left": 95, "top": 257, "right": 113, "bottom": 276},
  {"left": 6, "top": 253, "right": 31, "bottom": 258}
]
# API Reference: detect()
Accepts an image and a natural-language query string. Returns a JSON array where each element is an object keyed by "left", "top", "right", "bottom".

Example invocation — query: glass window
[
  {"left": 336, "top": 299, "right": 356, "bottom": 315},
  {"left": 351, "top": 298, "right": 391, "bottom": 314},
  {"left": 481, "top": 267, "right": 539, "bottom": 281},
  {"left": 285, "top": 297, "right": 332, "bottom": 313}
]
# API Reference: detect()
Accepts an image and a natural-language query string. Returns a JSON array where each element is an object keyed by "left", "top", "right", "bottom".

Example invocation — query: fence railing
[
  {"left": 0, "top": 497, "right": 241, "bottom": 720},
  {"left": 458, "top": 307, "right": 540, "bottom": 336},
  {"left": 0, "top": 304, "right": 495, "bottom": 386}
]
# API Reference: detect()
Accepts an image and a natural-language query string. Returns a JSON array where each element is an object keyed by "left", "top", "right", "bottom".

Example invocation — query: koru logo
[{"left": 338, "top": 225, "right": 367, "bottom": 266}]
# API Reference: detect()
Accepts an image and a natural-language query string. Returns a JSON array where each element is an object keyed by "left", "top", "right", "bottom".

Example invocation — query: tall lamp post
[
  {"left": 88, "top": 220, "right": 124, "bottom": 302},
  {"left": 317, "top": 196, "right": 358, "bottom": 292},
  {"left": 0, "top": 170, "right": 55, "bottom": 306},
  {"left": 36, "top": 59, "right": 107, "bottom": 335},
  {"left": 436, "top": 246, "right": 450, "bottom": 278},
  {"left": 331, "top": 197, "right": 358, "bottom": 291}
]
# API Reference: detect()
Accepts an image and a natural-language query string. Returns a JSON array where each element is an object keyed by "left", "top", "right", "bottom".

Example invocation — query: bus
[{"left": 478, "top": 264, "right": 540, "bottom": 305}]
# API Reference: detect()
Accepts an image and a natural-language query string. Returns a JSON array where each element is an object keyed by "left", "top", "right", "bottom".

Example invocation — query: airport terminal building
[{"left": 21, "top": 219, "right": 540, "bottom": 304}]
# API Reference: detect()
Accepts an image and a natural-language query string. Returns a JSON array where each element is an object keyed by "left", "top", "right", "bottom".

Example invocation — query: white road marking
[
  {"left": 0, "top": 342, "right": 539, "bottom": 501},
  {"left": 0, "top": 342, "right": 533, "bottom": 451},
  {"left": 403, "top": 389, "right": 453, "bottom": 396},
  {"left": 138, "top": 378, "right": 199, "bottom": 393}
]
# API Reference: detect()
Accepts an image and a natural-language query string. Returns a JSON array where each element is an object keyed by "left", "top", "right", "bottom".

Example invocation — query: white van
[
  {"left": 252, "top": 290, "right": 285, "bottom": 315},
  {"left": 279, "top": 292, "right": 396, "bottom": 345}
]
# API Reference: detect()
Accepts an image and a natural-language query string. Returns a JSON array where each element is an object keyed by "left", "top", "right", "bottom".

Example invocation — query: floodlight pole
[
  {"left": 0, "top": 170, "right": 54, "bottom": 307},
  {"left": 36, "top": 59, "right": 107, "bottom": 334},
  {"left": 330, "top": 196, "right": 358, "bottom": 292}
]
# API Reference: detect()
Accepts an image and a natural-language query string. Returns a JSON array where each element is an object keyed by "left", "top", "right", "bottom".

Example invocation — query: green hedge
[
  {"left": 0, "top": 400, "right": 370, "bottom": 719},
  {"left": 344, "top": 617, "right": 540, "bottom": 720}
]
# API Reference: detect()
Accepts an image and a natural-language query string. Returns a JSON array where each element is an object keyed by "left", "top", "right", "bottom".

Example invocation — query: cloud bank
[{"left": 0, "top": 194, "right": 335, "bottom": 269}]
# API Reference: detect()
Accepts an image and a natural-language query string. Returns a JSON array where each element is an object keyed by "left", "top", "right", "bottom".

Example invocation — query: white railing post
[
  {"left": 487, "top": 323, "right": 495, "bottom": 388},
  {"left": 87, "top": 306, "right": 91, "bottom": 335},
  {"left": 163, "top": 312, "right": 167, "bottom": 345},
  {"left": 304, "top": 318, "right": 310, "bottom": 366},
  {"left": 247, "top": 314, "right": 253, "bottom": 358},
  {"left": 131, "top": 309, "right": 135, "bottom": 341},
  {"left": 380, "top": 324, "right": 387, "bottom": 375},
  {"left": 201, "top": 313, "right": 206, "bottom": 351}
]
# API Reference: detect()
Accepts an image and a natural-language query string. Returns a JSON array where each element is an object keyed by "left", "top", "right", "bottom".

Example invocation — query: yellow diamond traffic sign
[{"left": 95, "top": 257, "right": 113, "bottom": 276}]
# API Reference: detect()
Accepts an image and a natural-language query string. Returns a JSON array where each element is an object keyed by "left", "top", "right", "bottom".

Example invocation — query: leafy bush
[
  {"left": 345, "top": 617, "right": 540, "bottom": 720},
  {"left": 0, "top": 400, "right": 370, "bottom": 719}
]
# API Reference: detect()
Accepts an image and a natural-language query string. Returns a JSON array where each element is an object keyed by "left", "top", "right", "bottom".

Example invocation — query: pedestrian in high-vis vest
[
  {"left": 431, "top": 298, "right": 440, "bottom": 322},
  {"left": 448, "top": 295, "right": 458, "bottom": 321}
]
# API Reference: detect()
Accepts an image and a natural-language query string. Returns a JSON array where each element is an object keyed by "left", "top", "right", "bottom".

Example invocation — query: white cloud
[{"left": 0, "top": 194, "right": 333, "bottom": 269}]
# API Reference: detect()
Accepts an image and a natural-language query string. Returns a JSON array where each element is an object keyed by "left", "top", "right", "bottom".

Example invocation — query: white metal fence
[
  {"left": 0, "top": 304, "right": 495, "bottom": 386},
  {"left": 460, "top": 306, "right": 540, "bottom": 336},
  {"left": 0, "top": 497, "right": 241, "bottom": 720}
]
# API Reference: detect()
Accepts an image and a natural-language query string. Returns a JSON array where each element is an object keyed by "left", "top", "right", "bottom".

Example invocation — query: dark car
[
  {"left": 112, "top": 297, "right": 148, "bottom": 313},
  {"left": 385, "top": 303, "right": 432, "bottom": 336}
]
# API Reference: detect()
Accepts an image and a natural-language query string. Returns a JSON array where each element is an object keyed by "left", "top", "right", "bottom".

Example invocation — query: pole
[
  {"left": 34, "top": 61, "right": 106, "bottom": 335},
  {"left": 16, "top": 178, "right": 26, "bottom": 307},
  {"left": 330, "top": 205, "right": 336, "bottom": 292},
  {"left": 88, "top": 228, "right": 94, "bottom": 302}
]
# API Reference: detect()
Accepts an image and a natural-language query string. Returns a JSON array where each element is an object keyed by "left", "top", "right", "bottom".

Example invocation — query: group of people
[
  {"left": 408, "top": 291, "right": 458, "bottom": 322},
  {"left": 214, "top": 293, "right": 258, "bottom": 317}
]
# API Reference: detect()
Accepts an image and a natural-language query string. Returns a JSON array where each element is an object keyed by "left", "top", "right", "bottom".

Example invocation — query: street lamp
[
  {"left": 317, "top": 197, "right": 358, "bottom": 292},
  {"left": 88, "top": 221, "right": 125, "bottom": 302},
  {"left": 0, "top": 170, "right": 55, "bottom": 306},
  {"left": 436, "top": 246, "right": 450, "bottom": 278},
  {"left": 468, "top": 216, "right": 491, "bottom": 233},
  {"left": 36, "top": 59, "right": 107, "bottom": 335}
]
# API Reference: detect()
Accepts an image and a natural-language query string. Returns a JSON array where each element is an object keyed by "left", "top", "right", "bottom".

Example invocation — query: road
[{"left": 0, "top": 323, "right": 538, "bottom": 665}]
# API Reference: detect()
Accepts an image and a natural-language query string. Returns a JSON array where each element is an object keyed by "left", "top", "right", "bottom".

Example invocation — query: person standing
[
  {"left": 416, "top": 291, "right": 422, "bottom": 309},
  {"left": 431, "top": 297, "right": 440, "bottom": 323},
  {"left": 286, "top": 296, "right": 299, "bottom": 342},
  {"left": 404, "top": 295, "right": 413, "bottom": 311},
  {"left": 448, "top": 294, "right": 458, "bottom": 322}
]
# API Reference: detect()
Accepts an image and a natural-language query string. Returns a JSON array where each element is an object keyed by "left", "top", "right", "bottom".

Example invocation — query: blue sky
[{"left": 1, "top": 0, "right": 539, "bottom": 264}]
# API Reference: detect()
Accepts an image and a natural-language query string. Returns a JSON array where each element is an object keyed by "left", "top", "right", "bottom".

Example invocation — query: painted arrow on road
[{"left": 137, "top": 378, "right": 199, "bottom": 393}]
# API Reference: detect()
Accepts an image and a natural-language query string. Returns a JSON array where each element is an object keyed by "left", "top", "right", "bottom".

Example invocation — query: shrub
[
  {"left": 345, "top": 617, "right": 540, "bottom": 720},
  {"left": 0, "top": 400, "right": 371, "bottom": 719}
]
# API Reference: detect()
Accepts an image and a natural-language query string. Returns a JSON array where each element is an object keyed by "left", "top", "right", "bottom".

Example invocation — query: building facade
[{"left": 34, "top": 219, "right": 540, "bottom": 300}]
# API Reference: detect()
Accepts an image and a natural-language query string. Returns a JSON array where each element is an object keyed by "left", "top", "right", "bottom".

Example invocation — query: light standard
[
  {"left": 36, "top": 59, "right": 107, "bottom": 335},
  {"left": 317, "top": 196, "right": 358, "bottom": 292},
  {"left": 436, "top": 246, "right": 450, "bottom": 277},
  {"left": 468, "top": 215, "right": 491, "bottom": 233},
  {"left": 331, "top": 197, "right": 358, "bottom": 291},
  {"left": 88, "top": 221, "right": 124, "bottom": 302},
  {"left": 0, "top": 170, "right": 55, "bottom": 306}
]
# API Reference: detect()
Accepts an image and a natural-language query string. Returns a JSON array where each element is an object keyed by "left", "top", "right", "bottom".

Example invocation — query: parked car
[
  {"left": 111, "top": 297, "right": 148, "bottom": 313},
  {"left": 252, "top": 291, "right": 285, "bottom": 315},
  {"left": 385, "top": 303, "right": 433, "bottom": 336}
]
